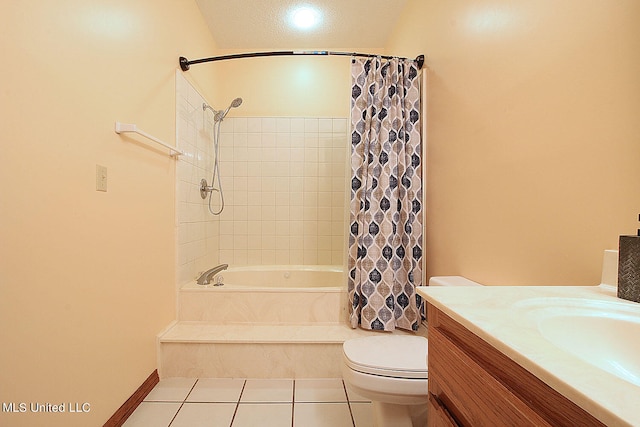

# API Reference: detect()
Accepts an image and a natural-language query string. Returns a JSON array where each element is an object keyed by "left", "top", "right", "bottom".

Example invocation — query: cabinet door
[
  {"left": 427, "top": 305, "right": 606, "bottom": 427},
  {"left": 429, "top": 325, "right": 551, "bottom": 426}
]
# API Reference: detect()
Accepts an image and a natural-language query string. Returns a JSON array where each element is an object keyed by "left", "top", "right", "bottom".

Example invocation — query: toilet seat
[{"left": 343, "top": 335, "right": 428, "bottom": 379}]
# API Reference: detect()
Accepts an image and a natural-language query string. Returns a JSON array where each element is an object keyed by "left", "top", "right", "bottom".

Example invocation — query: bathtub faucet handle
[{"left": 196, "top": 264, "right": 229, "bottom": 285}]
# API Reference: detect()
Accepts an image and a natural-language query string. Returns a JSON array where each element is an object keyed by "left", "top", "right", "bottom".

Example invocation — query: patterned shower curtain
[{"left": 348, "top": 56, "right": 423, "bottom": 332}]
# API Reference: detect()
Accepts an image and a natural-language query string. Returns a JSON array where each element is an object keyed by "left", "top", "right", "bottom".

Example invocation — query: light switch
[{"left": 96, "top": 165, "right": 107, "bottom": 192}]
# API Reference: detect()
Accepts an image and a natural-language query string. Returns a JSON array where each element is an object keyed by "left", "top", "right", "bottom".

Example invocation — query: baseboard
[{"left": 103, "top": 369, "right": 159, "bottom": 427}]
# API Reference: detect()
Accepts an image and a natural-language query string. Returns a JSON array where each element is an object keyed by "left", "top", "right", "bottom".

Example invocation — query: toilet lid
[{"left": 343, "top": 335, "right": 428, "bottom": 379}]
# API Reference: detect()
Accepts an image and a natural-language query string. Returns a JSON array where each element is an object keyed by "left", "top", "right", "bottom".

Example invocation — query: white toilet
[{"left": 342, "top": 276, "right": 482, "bottom": 427}]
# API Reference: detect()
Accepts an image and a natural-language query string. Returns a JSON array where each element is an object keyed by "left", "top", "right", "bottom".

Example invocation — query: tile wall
[
  {"left": 217, "top": 117, "right": 348, "bottom": 266},
  {"left": 175, "top": 72, "right": 219, "bottom": 286},
  {"left": 175, "top": 73, "right": 349, "bottom": 285}
]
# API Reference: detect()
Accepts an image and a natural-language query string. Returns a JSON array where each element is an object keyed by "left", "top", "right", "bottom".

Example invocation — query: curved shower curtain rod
[{"left": 179, "top": 51, "right": 425, "bottom": 71}]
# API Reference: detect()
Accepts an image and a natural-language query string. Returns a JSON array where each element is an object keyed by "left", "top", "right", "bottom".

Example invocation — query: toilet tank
[{"left": 428, "top": 276, "right": 483, "bottom": 287}]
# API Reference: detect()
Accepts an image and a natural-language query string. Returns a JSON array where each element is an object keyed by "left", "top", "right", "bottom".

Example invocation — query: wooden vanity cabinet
[{"left": 426, "top": 304, "right": 605, "bottom": 427}]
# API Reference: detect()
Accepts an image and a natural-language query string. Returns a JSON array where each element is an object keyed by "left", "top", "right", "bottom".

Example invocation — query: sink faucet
[{"left": 196, "top": 264, "right": 229, "bottom": 285}]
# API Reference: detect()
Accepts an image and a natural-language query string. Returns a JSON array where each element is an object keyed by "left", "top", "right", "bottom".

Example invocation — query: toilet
[{"left": 342, "top": 276, "right": 482, "bottom": 427}]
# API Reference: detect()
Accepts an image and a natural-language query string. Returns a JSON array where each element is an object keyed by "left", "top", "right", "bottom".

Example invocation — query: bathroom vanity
[{"left": 417, "top": 284, "right": 640, "bottom": 427}]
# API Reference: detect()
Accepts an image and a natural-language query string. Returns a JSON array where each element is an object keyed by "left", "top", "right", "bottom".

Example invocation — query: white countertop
[{"left": 417, "top": 284, "right": 640, "bottom": 427}]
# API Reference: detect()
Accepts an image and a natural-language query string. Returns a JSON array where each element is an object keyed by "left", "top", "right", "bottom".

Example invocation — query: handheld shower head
[{"left": 214, "top": 98, "right": 243, "bottom": 121}]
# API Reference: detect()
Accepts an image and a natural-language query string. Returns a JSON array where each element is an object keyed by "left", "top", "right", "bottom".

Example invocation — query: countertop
[{"left": 417, "top": 284, "right": 640, "bottom": 427}]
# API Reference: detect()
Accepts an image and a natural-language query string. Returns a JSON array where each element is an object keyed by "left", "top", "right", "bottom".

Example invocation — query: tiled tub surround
[
  {"left": 217, "top": 116, "right": 349, "bottom": 266},
  {"left": 176, "top": 71, "right": 349, "bottom": 283},
  {"left": 175, "top": 72, "right": 220, "bottom": 286}
]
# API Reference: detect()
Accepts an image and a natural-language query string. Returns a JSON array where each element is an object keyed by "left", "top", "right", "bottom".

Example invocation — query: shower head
[{"left": 214, "top": 98, "right": 243, "bottom": 122}]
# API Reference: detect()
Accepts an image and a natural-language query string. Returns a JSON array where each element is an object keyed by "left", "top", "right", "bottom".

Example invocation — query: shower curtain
[{"left": 348, "top": 56, "right": 423, "bottom": 332}]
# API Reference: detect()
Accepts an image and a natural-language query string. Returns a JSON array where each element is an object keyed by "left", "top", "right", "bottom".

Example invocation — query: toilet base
[{"left": 372, "top": 401, "right": 428, "bottom": 427}]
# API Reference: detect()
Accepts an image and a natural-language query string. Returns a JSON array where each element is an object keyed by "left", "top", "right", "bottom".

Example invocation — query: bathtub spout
[{"left": 197, "top": 264, "right": 229, "bottom": 285}]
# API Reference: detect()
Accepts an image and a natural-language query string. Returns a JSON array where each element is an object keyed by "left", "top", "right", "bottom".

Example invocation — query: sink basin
[{"left": 516, "top": 297, "right": 640, "bottom": 387}]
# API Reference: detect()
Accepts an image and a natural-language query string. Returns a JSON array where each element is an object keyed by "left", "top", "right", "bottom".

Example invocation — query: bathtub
[
  {"left": 189, "top": 265, "right": 344, "bottom": 289},
  {"left": 179, "top": 265, "right": 347, "bottom": 323}
]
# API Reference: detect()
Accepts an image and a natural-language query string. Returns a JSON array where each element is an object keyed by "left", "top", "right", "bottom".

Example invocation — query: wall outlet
[{"left": 96, "top": 165, "right": 107, "bottom": 192}]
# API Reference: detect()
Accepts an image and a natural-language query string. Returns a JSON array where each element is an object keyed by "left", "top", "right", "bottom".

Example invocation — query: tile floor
[{"left": 123, "top": 378, "right": 373, "bottom": 427}]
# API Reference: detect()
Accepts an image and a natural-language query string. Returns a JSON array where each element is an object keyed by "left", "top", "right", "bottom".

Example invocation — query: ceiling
[{"left": 195, "top": 0, "right": 409, "bottom": 50}]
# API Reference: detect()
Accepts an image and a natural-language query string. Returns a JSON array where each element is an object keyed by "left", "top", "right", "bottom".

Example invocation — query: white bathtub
[
  {"left": 190, "top": 265, "right": 344, "bottom": 289},
  {"left": 179, "top": 265, "right": 348, "bottom": 323}
]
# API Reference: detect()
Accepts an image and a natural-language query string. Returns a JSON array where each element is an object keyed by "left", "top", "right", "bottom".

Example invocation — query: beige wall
[
  {"left": 209, "top": 49, "right": 381, "bottom": 118},
  {"left": 0, "top": 1, "right": 218, "bottom": 426},
  {"left": 388, "top": 0, "right": 640, "bottom": 286}
]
